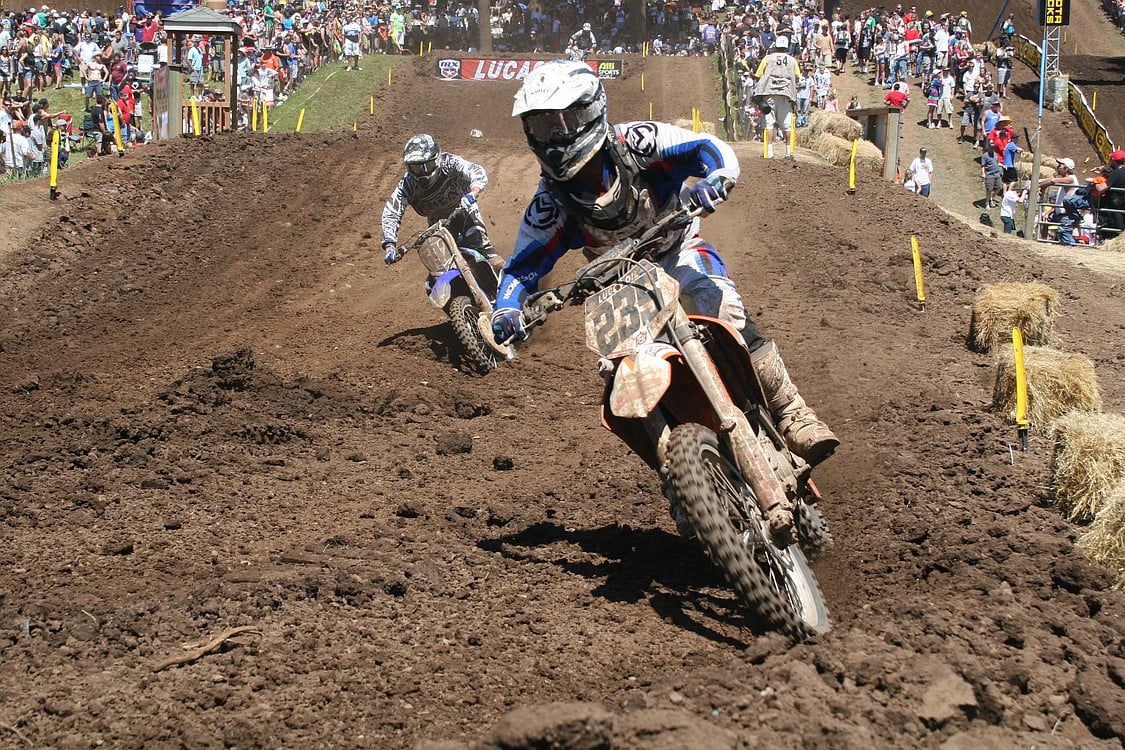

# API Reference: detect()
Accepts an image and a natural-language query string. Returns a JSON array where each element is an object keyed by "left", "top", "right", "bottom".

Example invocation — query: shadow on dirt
[
  {"left": 480, "top": 521, "right": 781, "bottom": 647},
  {"left": 377, "top": 323, "right": 464, "bottom": 367}
]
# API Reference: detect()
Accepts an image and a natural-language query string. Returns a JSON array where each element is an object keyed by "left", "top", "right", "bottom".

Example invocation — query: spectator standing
[
  {"left": 935, "top": 68, "right": 955, "bottom": 128},
  {"left": 342, "top": 16, "right": 363, "bottom": 71},
  {"left": 981, "top": 141, "right": 1004, "bottom": 208},
  {"left": 754, "top": 36, "right": 798, "bottom": 157},
  {"left": 909, "top": 146, "right": 934, "bottom": 197},
  {"left": 994, "top": 36, "right": 1013, "bottom": 99},
  {"left": 903, "top": 168, "right": 919, "bottom": 193},
  {"left": 1000, "top": 184, "right": 1023, "bottom": 233},
  {"left": 1002, "top": 132, "right": 1021, "bottom": 192},
  {"left": 186, "top": 38, "right": 204, "bottom": 98}
]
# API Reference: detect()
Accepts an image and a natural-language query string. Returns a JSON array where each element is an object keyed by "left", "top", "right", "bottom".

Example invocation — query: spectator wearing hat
[
  {"left": 989, "top": 114, "right": 1014, "bottom": 155},
  {"left": 909, "top": 146, "right": 934, "bottom": 197},
  {"left": 753, "top": 35, "right": 798, "bottom": 157},
  {"left": 1039, "top": 157, "right": 1079, "bottom": 205}
]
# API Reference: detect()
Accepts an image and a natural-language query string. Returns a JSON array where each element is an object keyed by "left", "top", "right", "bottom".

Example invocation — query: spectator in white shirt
[{"left": 909, "top": 146, "right": 934, "bottom": 197}]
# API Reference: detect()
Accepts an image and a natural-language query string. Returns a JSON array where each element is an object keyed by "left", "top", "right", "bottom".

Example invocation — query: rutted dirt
[{"left": 1, "top": 54, "right": 1123, "bottom": 749}]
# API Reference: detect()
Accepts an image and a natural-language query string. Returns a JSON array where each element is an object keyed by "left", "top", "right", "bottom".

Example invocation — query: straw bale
[
  {"left": 1020, "top": 162, "right": 1057, "bottom": 180},
  {"left": 811, "top": 133, "right": 884, "bottom": 173},
  {"left": 1102, "top": 233, "right": 1125, "bottom": 253},
  {"left": 807, "top": 110, "right": 862, "bottom": 142},
  {"left": 992, "top": 346, "right": 1101, "bottom": 430},
  {"left": 1077, "top": 481, "right": 1125, "bottom": 589},
  {"left": 1050, "top": 412, "right": 1125, "bottom": 522},
  {"left": 968, "top": 282, "right": 1059, "bottom": 353}
]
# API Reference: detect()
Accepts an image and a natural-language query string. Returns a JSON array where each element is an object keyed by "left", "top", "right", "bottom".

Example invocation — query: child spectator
[{"left": 1000, "top": 185, "right": 1024, "bottom": 233}]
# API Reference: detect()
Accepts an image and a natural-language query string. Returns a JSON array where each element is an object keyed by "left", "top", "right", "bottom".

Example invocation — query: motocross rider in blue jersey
[
  {"left": 381, "top": 134, "right": 504, "bottom": 271},
  {"left": 492, "top": 59, "right": 838, "bottom": 468}
]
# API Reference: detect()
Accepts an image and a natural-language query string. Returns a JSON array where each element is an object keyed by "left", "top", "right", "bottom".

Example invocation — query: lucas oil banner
[{"left": 437, "top": 59, "right": 623, "bottom": 81}]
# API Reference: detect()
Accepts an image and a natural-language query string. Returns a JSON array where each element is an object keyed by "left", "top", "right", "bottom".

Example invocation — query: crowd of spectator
[{"left": 1102, "top": 0, "right": 1125, "bottom": 30}]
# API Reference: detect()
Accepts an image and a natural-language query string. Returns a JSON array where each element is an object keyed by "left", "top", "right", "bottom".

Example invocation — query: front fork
[{"left": 638, "top": 314, "right": 797, "bottom": 537}]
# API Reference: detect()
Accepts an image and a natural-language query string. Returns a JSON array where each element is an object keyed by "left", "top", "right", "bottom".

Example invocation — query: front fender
[
  {"left": 428, "top": 268, "right": 461, "bottom": 309},
  {"left": 608, "top": 343, "right": 678, "bottom": 419}
]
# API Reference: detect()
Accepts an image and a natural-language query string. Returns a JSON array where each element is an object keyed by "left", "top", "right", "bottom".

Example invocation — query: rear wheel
[
  {"left": 448, "top": 295, "right": 499, "bottom": 374},
  {"left": 666, "top": 423, "right": 830, "bottom": 640}
]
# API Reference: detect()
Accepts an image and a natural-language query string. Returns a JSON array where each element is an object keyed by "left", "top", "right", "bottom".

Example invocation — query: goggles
[
  {"left": 406, "top": 159, "right": 436, "bottom": 178},
  {"left": 523, "top": 102, "right": 599, "bottom": 144}
]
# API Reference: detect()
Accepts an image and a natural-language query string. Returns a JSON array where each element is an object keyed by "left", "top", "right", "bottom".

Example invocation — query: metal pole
[{"left": 1022, "top": 26, "right": 1047, "bottom": 239}]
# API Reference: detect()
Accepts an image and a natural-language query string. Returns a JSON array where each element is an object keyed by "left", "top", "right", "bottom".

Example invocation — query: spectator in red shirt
[{"left": 884, "top": 82, "right": 909, "bottom": 109}]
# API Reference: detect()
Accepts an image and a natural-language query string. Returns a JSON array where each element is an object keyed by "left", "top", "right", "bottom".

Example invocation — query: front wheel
[
  {"left": 448, "top": 295, "right": 500, "bottom": 374},
  {"left": 666, "top": 423, "right": 830, "bottom": 640}
]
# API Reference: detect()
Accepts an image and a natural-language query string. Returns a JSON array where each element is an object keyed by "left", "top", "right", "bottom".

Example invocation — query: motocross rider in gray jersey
[
  {"left": 492, "top": 59, "right": 839, "bottom": 468},
  {"left": 381, "top": 134, "right": 503, "bottom": 271}
]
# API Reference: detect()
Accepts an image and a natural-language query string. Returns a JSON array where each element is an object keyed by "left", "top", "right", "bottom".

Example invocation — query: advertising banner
[{"left": 437, "top": 58, "right": 623, "bottom": 81}]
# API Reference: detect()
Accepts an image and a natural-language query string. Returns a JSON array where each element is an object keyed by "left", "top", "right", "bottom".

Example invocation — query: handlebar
[
  {"left": 520, "top": 188, "right": 730, "bottom": 331},
  {"left": 393, "top": 205, "right": 471, "bottom": 258}
]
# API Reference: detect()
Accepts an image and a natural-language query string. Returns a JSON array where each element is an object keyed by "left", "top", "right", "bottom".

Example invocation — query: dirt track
[{"left": 1, "top": 54, "right": 1124, "bottom": 748}]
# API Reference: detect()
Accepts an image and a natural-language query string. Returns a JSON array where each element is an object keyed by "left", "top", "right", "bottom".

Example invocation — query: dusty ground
[{"left": 1, "top": 54, "right": 1124, "bottom": 749}]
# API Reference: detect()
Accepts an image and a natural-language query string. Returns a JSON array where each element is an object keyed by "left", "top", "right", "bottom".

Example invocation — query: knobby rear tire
[
  {"left": 448, "top": 295, "right": 498, "bottom": 375},
  {"left": 665, "top": 423, "right": 830, "bottom": 641}
]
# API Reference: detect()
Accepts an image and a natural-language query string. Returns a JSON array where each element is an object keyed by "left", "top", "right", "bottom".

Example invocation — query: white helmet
[
  {"left": 582, "top": 22, "right": 591, "bottom": 31},
  {"left": 512, "top": 60, "right": 608, "bottom": 181},
  {"left": 403, "top": 133, "right": 440, "bottom": 183}
]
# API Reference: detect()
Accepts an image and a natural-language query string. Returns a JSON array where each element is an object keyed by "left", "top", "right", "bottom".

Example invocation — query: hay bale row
[
  {"left": 810, "top": 132, "right": 884, "bottom": 173},
  {"left": 992, "top": 345, "right": 1101, "bottom": 430},
  {"left": 807, "top": 110, "right": 862, "bottom": 142},
  {"left": 968, "top": 282, "right": 1059, "bottom": 353},
  {"left": 1050, "top": 412, "right": 1125, "bottom": 522},
  {"left": 1077, "top": 481, "right": 1125, "bottom": 589}
]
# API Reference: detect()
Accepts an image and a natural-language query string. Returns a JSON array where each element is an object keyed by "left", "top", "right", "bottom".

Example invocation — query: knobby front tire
[{"left": 665, "top": 422, "right": 830, "bottom": 640}]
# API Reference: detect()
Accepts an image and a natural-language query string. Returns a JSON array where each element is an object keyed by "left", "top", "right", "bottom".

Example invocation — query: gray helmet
[{"left": 403, "top": 134, "right": 439, "bottom": 183}]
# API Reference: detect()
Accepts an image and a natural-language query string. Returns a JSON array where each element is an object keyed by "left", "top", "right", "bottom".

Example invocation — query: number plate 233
[{"left": 583, "top": 260, "right": 680, "bottom": 358}]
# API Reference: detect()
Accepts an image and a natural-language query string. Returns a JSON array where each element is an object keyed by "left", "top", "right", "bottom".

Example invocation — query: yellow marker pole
[
  {"left": 370, "top": 95, "right": 374, "bottom": 114},
  {"left": 1063, "top": 30, "right": 1067, "bottom": 43},
  {"left": 262, "top": 102, "right": 269, "bottom": 133},
  {"left": 1012, "top": 326, "right": 1030, "bottom": 451},
  {"left": 848, "top": 138, "right": 858, "bottom": 193},
  {"left": 649, "top": 101, "right": 653, "bottom": 120},
  {"left": 911, "top": 235, "right": 926, "bottom": 311},
  {"left": 252, "top": 100, "right": 258, "bottom": 131},
  {"left": 110, "top": 101, "right": 125, "bottom": 155},
  {"left": 788, "top": 112, "right": 796, "bottom": 157},
  {"left": 49, "top": 129, "right": 60, "bottom": 200},
  {"left": 1073, "top": 42, "right": 1077, "bottom": 54},
  {"left": 428, "top": 41, "right": 432, "bottom": 53},
  {"left": 296, "top": 108, "right": 306, "bottom": 132},
  {"left": 1092, "top": 91, "right": 1097, "bottom": 111},
  {"left": 419, "top": 41, "right": 423, "bottom": 56},
  {"left": 641, "top": 72, "right": 644, "bottom": 91},
  {"left": 353, "top": 120, "right": 357, "bottom": 131},
  {"left": 642, "top": 41, "right": 647, "bottom": 57},
  {"left": 190, "top": 98, "right": 201, "bottom": 138}
]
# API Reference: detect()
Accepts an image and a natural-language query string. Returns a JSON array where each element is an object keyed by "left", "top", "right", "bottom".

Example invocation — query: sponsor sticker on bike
[{"left": 436, "top": 59, "right": 624, "bottom": 81}]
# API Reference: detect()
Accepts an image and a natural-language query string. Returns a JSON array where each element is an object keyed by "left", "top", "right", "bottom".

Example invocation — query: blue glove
[
  {"left": 688, "top": 174, "right": 729, "bottom": 213},
  {"left": 460, "top": 193, "right": 477, "bottom": 211},
  {"left": 491, "top": 308, "right": 527, "bottom": 344},
  {"left": 383, "top": 243, "right": 399, "bottom": 265}
]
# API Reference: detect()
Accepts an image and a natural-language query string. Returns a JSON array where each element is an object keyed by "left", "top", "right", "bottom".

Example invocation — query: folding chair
[{"left": 68, "top": 110, "right": 99, "bottom": 156}]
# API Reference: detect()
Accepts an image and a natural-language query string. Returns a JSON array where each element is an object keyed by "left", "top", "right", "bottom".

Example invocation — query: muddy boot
[
  {"left": 486, "top": 253, "right": 505, "bottom": 272},
  {"left": 751, "top": 341, "right": 839, "bottom": 466}
]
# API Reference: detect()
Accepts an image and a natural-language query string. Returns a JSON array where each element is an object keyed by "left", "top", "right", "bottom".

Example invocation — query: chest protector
[{"left": 546, "top": 138, "right": 682, "bottom": 256}]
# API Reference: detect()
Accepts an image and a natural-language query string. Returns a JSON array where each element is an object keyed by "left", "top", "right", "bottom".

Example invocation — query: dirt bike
[
  {"left": 520, "top": 196, "right": 832, "bottom": 640},
  {"left": 392, "top": 207, "right": 515, "bottom": 374}
]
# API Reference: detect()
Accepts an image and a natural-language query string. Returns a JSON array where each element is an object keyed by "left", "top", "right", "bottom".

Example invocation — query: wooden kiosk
[{"left": 154, "top": 5, "right": 242, "bottom": 138}]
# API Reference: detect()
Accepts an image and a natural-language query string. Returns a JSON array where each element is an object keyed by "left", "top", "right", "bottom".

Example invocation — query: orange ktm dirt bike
[
  {"left": 520, "top": 198, "right": 832, "bottom": 640},
  {"left": 391, "top": 207, "right": 516, "bottom": 374}
]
